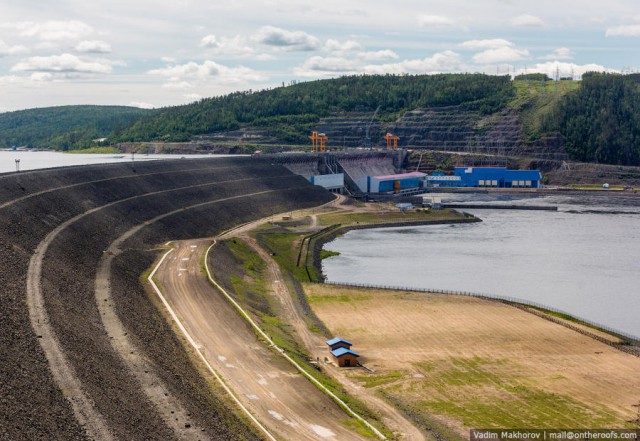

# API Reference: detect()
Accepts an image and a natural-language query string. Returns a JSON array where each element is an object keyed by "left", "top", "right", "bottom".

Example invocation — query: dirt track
[
  {"left": 155, "top": 240, "right": 367, "bottom": 441},
  {"left": 206, "top": 194, "right": 428, "bottom": 441},
  {"left": 234, "top": 234, "right": 428, "bottom": 441}
]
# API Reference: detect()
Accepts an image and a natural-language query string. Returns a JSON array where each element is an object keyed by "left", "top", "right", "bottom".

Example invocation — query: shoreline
[
  {"left": 322, "top": 280, "right": 640, "bottom": 352},
  {"left": 310, "top": 215, "right": 481, "bottom": 283},
  {"left": 308, "top": 207, "right": 638, "bottom": 347}
]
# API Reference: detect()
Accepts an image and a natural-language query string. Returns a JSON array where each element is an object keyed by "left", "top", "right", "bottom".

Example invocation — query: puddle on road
[{"left": 309, "top": 424, "right": 336, "bottom": 438}]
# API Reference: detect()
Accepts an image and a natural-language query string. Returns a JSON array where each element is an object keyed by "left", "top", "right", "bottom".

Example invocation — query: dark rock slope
[{"left": 0, "top": 157, "right": 333, "bottom": 440}]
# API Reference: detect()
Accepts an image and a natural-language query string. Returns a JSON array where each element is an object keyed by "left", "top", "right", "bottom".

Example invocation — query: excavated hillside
[
  {"left": 134, "top": 105, "right": 569, "bottom": 162},
  {"left": 0, "top": 157, "right": 333, "bottom": 440}
]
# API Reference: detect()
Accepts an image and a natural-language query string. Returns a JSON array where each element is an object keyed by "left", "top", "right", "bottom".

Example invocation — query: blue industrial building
[
  {"left": 425, "top": 172, "right": 462, "bottom": 188},
  {"left": 368, "top": 172, "right": 426, "bottom": 193},
  {"left": 454, "top": 167, "right": 542, "bottom": 188}
]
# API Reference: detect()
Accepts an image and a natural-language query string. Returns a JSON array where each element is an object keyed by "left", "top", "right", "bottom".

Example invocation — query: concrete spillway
[{"left": 0, "top": 157, "right": 333, "bottom": 440}]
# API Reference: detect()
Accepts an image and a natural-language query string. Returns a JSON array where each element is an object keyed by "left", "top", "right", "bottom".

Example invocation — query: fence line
[{"left": 324, "top": 281, "right": 640, "bottom": 349}]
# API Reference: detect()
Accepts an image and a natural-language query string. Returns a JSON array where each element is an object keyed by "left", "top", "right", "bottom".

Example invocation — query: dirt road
[
  {"left": 235, "top": 236, "right": 428, "bottom": 441},
  {"left": 156, "top": 240, "right": 367, "bottom": 441},
  {"left": 213, "top": 194, "right": 427, "bottom": 440}
]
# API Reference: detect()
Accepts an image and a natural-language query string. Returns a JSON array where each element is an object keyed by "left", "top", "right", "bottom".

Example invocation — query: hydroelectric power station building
[
  {"left": 276, "top": 152, "right": 542, "bottom": 194},
  {"left": 427, "top": 167, "right": 542, "bottom": 189}
]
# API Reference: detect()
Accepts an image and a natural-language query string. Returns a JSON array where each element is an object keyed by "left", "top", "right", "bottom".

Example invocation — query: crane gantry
[
  {"left": 384, "top": 132, "right": 400, "bottom": 150},
  {"left": 309, "top": 131, "right": 328, "bottom": 153}
]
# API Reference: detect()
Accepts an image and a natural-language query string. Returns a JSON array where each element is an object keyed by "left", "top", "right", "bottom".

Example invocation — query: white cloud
[
  {"left": 0, "top": 40, "right": 28, "bottom": 57},
  {"left": 150, "top": 61, "right": 219, "bottom": 78},
  {"left": 325, "top": 39, "right": 362, "bottom": 53},
  {"left": 517, "top": 62, "right": 617, "bottom": 79},
  {"left": 473, "top": 46, "right": 529, "bottom": 64},
  {"left": 30, "top": 72, "right": 54, "bottom": 82},
  {"left": 148, "top": 60, "right": 266, "bottom": 87},
  {"left": 294, "top": 56, "right": 362, "bottom": 75},
  {"left": 200, "top": 34, "right": 219, "bottom": 48},
  {"left": 199, "top": 35, "right": 256, "bottom": 58},
  {"left": 358, "top": 50, "right": 399, "bottom": 61},
  {"left": 322, "top": 39, "right": 397, "bottom": 62},
  {"left": 294, "top": 50, "right": 463, "bottom": 77},
  {"left": 365, "top": 51, "right": 463, "bottom": 75},
  {"left": 252, "top": 26, "right": 321, "bottom": 51},
  {"left": 418, "top": 14, "right": 455, "bottom": 28},
  {"left": 510, "top": 14, "right": 544, "bottom": 27},
  {"left": 606, "top": 24, "right": 640, "bottom": 37},
  {"left": 460, "top": 39, "right": 514, "bottom": 50},
  {"left": 541, "top": 47, "right": 573, "bottom": 60},
  {"left": 74, "top": 40, "right": 112, "bottom": 54},
  {"left": 461, "top": 39, "right": 529, "bottom": 64},
  {"left": 11, "top": 53, "right": 114, "bottom": 74},
  {"left": 129, "top": 101, "right": 155, "bottom": 109},
  {"left": 3, "top": 20, "right": 94, "bottom": 42},
  {"left": 0, "top": 75, "right": 22, "bottom": 85}
]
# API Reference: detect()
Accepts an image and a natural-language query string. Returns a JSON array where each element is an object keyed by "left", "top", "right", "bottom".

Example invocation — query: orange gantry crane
[
  {"left": 384, "top": 132, "right": 399, "bottom": 150},
  {"left": 309, "top": 131, "right": 328, "bottom": 153}
]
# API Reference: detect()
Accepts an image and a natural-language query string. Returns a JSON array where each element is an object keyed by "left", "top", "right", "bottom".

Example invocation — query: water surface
[
  {"left": 0, "top": 150, "right": 237, "bottom": 173},
  {"left": 323, "top": 193, "right": 640, "bottom": 338}
]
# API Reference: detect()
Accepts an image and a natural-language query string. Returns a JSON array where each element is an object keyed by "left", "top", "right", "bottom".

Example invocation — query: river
[
  {"left": 0, "top": 150, "right": 238, "bottom": 174},
  {"left": 322, "top": 192, "right": 640, "bottom": 339}
]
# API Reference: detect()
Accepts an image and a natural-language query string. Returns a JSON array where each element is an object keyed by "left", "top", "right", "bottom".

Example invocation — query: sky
[{"left": 0, "top": 0, "right": 639, "bottom": 112}]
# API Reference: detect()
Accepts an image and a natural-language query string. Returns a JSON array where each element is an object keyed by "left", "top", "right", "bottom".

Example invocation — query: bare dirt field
[{"left": 305, "top": 284, "right": 640, "bottom": 436}]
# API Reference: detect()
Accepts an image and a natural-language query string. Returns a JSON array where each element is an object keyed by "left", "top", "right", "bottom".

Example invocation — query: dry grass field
[{"left": 306, "top": 284, "right": 640, "bottom": 436}]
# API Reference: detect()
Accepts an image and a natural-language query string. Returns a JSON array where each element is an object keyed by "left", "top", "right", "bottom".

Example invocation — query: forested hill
[
  {"left": 0, "top": 105, "right": 153, "bottom": 150},
  {"left": 2, "top": 73, "right": 640, "bottom": 166},
  {"left": 545, "top": 72, "right": 640, "bottom": 165},
  {"left": 112, "top": 74, "right": 514, "bottom": 144}
]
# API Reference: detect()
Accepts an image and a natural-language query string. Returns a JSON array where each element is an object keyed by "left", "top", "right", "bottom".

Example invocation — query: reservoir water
[
  {"left": 0, "top": 150, "right": 236, "bottom": 174},
  {"left": 322, "top": 192, "right": 640, "bottom": 339}
]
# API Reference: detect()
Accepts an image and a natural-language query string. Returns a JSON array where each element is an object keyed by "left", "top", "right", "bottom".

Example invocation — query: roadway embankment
[{"left": 0, "top": 157, "right": 333, "bottom": 440}]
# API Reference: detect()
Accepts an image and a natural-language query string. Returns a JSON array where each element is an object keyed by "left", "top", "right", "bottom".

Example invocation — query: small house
[
  {"left": 331, "top": 347, "right": 360, "bottom": 367},
  {"left": 326, "top": 337, "right": 352, "bottom": 351}
]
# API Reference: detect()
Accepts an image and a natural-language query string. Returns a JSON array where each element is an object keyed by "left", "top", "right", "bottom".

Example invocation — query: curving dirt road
[
  {"left": 155, "top": 240, "right": 368, "bottom": 441},
  {"left": 234, "top": 236, "right": 427, "bottom": 441},
  {"left": 215, "top": 193, "right": 427, "bottom": 440}
]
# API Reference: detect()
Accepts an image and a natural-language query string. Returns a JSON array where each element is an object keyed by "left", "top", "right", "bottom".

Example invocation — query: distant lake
[
  {"left": 322, "top": 192, "right": 640, "bottom": 339},
  {"left": 0, "top": 150, "right": 239, "bottom": 174}
]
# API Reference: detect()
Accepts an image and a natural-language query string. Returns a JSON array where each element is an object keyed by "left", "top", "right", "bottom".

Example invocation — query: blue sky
[{"left": 0, "top": 0, "right": 639, "bottom": 111}]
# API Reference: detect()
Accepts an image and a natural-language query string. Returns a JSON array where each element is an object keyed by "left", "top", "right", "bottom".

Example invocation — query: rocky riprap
[{"left": 0, "top": 157, "right": 332, "bottom": 440}]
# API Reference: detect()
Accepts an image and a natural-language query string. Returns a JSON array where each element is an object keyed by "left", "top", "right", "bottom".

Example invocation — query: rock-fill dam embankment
[{"left": 0, "top": 157, "right": 333, "bottom": 440}]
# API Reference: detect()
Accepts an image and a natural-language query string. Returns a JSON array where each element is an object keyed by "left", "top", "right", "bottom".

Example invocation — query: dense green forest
[
  {"left": 0, "top": 105, "right": 152, "bottom": 150},
  {"left": 544, "top": 73, "right": 640, "bottom": 165},
  {"left": 2, "top": 73, "right": 640, "bottom": 166},
  {"left": 111, "top": 73, "right": 514, "bottom": 144}
]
